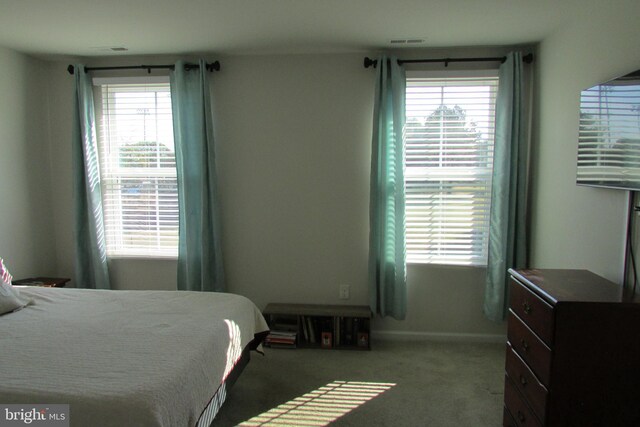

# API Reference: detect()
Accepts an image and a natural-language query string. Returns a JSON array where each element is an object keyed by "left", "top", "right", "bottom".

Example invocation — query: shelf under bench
[{"left": 263, "top": 303, "right": 372, "bottom": 350}]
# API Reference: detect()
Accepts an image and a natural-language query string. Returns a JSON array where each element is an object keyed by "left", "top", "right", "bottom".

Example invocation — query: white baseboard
[{"left": 372, "top": 330, "right": 506, "bottom": 344}]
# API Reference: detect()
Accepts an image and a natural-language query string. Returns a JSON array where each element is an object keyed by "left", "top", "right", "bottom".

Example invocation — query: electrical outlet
[{"left": 339, "top": 284, "right": 350, "bottom": 300}]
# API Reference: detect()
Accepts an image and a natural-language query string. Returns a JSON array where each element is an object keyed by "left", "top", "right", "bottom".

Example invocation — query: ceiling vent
[
  {"left": 90, "top": 46, "right": 129, "bottom": 52},
  {"left": 389, "top": 38, "right": 425, "bottom": 45}
]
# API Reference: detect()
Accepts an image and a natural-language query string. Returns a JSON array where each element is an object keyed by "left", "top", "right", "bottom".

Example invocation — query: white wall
[
  {"left": 0, "top": 46, "right": 56, "bottom": 278},
  {"left": 44, "top": 62, "right": 76, "bottom": 280},
  {"left": 530, "top": 0, "right": 640, "bottom": 283},
  {"left": 213, "top": 54, "right": 373, "bottom": 307}
]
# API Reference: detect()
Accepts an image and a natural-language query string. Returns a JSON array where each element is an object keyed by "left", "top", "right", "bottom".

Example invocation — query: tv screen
[{"left": 576, "top": 69, "right": 640, "bottom": 190}]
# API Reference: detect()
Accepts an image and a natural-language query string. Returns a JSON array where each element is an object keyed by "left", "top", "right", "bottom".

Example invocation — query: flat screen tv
[{"left": 576, "top": 69, "right": 640, "bottom": 190}]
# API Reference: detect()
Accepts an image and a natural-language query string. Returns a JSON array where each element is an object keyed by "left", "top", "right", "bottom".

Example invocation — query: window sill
[
  {"left": 407, "top": 262, "right": 487, "bottom": 270},
  {"left": 108, "top": 254, "right": 178, "bottom": 261}
]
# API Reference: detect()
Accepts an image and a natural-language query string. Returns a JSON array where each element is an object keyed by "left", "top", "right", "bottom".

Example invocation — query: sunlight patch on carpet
[{"left": 238, "top": 381, "right": 395, "bottom": 426}]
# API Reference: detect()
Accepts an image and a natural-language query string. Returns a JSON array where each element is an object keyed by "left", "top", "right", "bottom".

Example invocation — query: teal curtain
[
  {"left": 484, "top": 52, "right": 530, "bottom": 321},
  {"left": 71, "top": 64, "right": 111, "bottom": 289},
  {"left": 368, "top": 56, "right": 407, "bottom": 320},
  {"left": 170, "top": 60, "right": 225, "bottom": 292}
]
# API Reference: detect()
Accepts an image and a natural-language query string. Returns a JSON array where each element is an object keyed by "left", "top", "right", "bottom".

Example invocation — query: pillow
[{"left": 0, "top": 258, "right": 30, "bottom": 315}]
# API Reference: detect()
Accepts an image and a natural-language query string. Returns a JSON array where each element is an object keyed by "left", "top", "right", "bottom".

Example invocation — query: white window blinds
[
  {"left": 405, "top": 73, "right": 498, "bottom": 265},
  {"left": 577, "top": 80, "right": 640, "bottom": 188},
  {"left": 95, "top": 79, "right": 178, "bottom": 257}
]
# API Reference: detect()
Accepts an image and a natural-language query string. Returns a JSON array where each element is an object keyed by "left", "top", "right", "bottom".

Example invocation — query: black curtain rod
[
  {"left": 363, "top": 53, "right": 533, "bottom": 68},
  {"left": 67, "top": 61, "right": 221, "bottom": 75}
]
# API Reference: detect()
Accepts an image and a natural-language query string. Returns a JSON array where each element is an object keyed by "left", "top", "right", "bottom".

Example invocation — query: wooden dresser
[{"left": 503, "top": 269, "right": 640, "bottom": 427}]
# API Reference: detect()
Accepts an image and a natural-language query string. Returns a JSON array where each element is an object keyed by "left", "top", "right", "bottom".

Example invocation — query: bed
[{"left": 0, "top": 285, "right": 269, "bottom": 427}]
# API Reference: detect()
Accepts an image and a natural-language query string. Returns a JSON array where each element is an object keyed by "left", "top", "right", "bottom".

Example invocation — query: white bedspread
[{"left": 0, "top": 287, "right": 269, "bottom": 427}]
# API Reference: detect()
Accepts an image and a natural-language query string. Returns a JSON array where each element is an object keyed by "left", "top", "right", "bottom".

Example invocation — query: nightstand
[{"left": 12, "top": 277, "right": 70, "bottom": 288}]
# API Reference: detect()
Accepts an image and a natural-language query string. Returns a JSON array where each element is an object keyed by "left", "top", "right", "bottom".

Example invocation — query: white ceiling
[{"left": 0, "top": 0, "right": 577, "bottom": 58}]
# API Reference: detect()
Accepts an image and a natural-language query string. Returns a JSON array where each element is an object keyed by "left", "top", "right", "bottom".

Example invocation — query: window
[
  {"left": 405, "top": 71, "right": 498, "bottom": 265},
  {"left": 95, "top": 77, "right": 178, "bottom": 257}
]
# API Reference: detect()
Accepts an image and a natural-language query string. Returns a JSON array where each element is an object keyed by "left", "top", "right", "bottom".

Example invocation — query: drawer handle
[
  {"left": 517, "top": 410, "right": 526, "bottom": 422},
  {"left": 522, "top": 301, "right": 532, "bottom": 314},
  {"left": 520, "top": 339, "right": 529, "bottom": 352},
  {"left": 519, "top": 374, "right": 528, "bottom": 386}
]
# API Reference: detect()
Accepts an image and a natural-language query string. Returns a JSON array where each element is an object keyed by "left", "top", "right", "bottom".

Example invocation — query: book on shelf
[
  {"left": 267, "top": 341, "right": 295, "bottom": 346},
  {"left": 306, "top": 317, "right": 316, "bottom": 343},
  {"left": 268, "top": 330, "right": 297, "bottom": 337},
  {"left": 300, "top": 315, "right": 309, "bottom": 342},
  {"left": 265, "top": 330, "right": 297, "bottom": 348},
  {"left": 265, "top": 342, "right": 297, "bottom": 349}
]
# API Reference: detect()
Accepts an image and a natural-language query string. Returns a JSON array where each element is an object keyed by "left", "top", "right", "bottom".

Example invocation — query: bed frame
[{"left": 197, "top": 331, "right": 269, "bottom": 426}]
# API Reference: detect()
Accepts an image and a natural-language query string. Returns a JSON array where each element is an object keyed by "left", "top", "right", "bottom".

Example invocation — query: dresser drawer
[
  {"left": 503, "top": 406, "right": 518, "bottom": 427},
  {"left": 504, "top": 375, "right": 543, "bottom": 427},
  {"left": 507, "top": 311, "right": 552, "bottom": 386},
  {"left": 509, "top": 278, "right": 554, "bottom": 346},
  {"left": 505, "top": 343, "right": 548, "bottom": 423}
]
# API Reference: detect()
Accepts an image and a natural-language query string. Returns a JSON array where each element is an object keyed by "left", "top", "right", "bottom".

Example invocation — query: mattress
[{"left": 0, "top": 287, "right": 269, "bottom": 426}]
